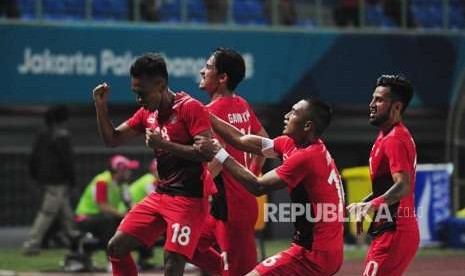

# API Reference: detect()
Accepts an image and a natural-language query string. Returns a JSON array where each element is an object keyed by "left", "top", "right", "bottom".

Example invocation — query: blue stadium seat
[
  {"left": 159, "top": 0, "right": 181, "bottom": 23},
  {"left": 43, "top": 0, "right": 67, "bottom": 20},
  {"left": 450, "top": 0, "right": 465, "bottom": 29},
  {"left": 18, "top": 0, "right": 36, "bottom": 19},
  {"left": 412, "top": 0, "right": 444, "bottom": 29},
  {"left": 187, "top": 0, "right": 207, "bottom": 23},
  {"left": 365, "top": 4, "right": 389, "bottom": 27},
  {"left": 64, "top": 0, "right": 86, "bottom": 20},
  {"left": 92, "top": 0, "right": 128, "bottom": 21},
  {"left": 233, "top": 0, "right": 266, "bottom": 25}
]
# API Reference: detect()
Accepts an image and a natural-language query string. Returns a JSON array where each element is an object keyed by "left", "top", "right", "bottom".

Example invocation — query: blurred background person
[
  {"left": 204, "top": 0, "right": 228, "bottom": 23},
  {"left": 263, "top": 0, "right": 296, "bottom": 25},
  {"left": 128, "top": 0, "right": 162, "bottom": 22},
  {"left": 23, "top": 105, "right": 79, "bottom": 256},
  {"left": 72, "top": 154, "right": 139, "bottom": 269},
  {"left": 333, "top": 0, "right": 360, "bottom": 27},
  {"left": 129, "top": 159, "right": 159, "bottom": 205}
]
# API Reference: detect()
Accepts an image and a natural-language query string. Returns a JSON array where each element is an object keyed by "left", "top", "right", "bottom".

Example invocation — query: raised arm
[{"left": 93, "top": 83, "right": 140, "bottom": 147}]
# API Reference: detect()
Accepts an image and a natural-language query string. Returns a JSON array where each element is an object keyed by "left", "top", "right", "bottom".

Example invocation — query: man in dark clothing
[{"left": 23, "top": 105, "right": 80, "bottom": 255}]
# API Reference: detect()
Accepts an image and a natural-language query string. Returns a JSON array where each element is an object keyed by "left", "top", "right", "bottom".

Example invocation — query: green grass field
[{"left": 1, "top": 240, "right": 464, "bottom": 272}]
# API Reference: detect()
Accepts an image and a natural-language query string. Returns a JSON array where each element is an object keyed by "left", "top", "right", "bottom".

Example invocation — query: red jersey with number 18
[{"left": 126, "top": 92, "right": 212, "bottom": 198}]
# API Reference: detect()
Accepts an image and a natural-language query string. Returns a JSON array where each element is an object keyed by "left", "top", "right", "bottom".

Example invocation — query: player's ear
[
  {"left": 303, "top": 120, "right": 313, "bottom": 132},
  {"left": 219, "top": 73, "right": 228, "bottom": 86},
  {"left": 393, "top": 101, "right": 403, "bottom": 114}
]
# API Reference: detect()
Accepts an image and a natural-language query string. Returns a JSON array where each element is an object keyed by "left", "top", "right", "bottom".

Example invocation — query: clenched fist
[{"left": 92, "top": 82, "right": 110, "bottom": 105}]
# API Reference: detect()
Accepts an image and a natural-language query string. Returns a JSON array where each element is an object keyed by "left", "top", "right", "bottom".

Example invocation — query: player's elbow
[{"left": 249, "top": 183, "right": 265, "bottom": 196}]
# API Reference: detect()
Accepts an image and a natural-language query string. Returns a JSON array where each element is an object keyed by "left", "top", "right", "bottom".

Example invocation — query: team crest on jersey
[{"left": 147, "top": 117, "right": 155, "bottom": 124}]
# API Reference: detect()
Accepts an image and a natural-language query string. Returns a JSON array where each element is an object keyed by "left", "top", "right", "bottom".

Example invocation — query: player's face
[
  {"left": 283, "top": 100, "right": 311, "bottom": 137},
  {"left": 131, "top": 77, "right": 163, "bottom": 112},
  {"left": 199, "top": 55, "right": 221, "bottom": 96},
  {"left": 369, "top": 86, "right": 394, "bottom": 126}
]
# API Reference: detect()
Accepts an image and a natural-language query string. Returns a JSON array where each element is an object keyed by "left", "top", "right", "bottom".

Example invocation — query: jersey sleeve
[
  {"left": 273, "top": 136, "right": 288, "bottom": 156},
  {"left": 384, "top": 137, "right": 412, "bottom": 174},
  {"left": 125, "top": 108, "right": 146, "bottom": 133},
  {"left": 95, "top": 181, "right": 108, "bottom": 203},
  {"left": 181, "top": 99, "right": 212, "bottom": 137},
  {"left": 275, "top": 150, "right": 308, "bottom": 189}
]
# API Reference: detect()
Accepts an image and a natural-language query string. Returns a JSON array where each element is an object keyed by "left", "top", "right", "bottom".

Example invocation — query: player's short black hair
[
  {"left": 376, "top": 75, "right": 413, "bottom": 113},
  {"left": 130, "top": 53, "right": 168, "bottom": 82},
  {"left": 212, "top": 47, "right": 245, "bottom": 91},
  {"left": 45, "top": 105, "right": 68, "bottom": 126},
  {"left": 303, "top": 98, "right": 333, "bottom": 137}
]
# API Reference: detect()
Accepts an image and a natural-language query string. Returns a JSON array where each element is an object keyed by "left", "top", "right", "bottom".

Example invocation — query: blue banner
[
  {"left": 415, "top": 164, "right": 452, "bottom": 246},
  {"left": 0, "top": 23, "right": 463, "bottom": 106}
]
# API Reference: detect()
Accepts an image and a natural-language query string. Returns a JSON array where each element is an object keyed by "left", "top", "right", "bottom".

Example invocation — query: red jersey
[
  {"left": 274, "top": 136, "right": 344, "bottom": 251},
  {"left": 126, "top": 92, "right": 212, "bottom": 198},
  {"left": 207, "top": 95, "right": 263, "bottom": 222},
  {"left": 369, "top": 122, "right": 418, "bottom": 232}
]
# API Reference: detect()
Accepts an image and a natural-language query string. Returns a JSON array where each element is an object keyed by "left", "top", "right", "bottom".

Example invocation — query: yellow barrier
[
  {"left": 341, "top": 166, "right": 372, "bottom": 236},
  {"left": 255, "top": 195, "right": 267, "bottom": 231}
]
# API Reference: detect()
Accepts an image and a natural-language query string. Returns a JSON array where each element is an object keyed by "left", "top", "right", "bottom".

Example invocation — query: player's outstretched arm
[
  {"left": 93, "top": 83, "right": 139, "bottom": 147},
  {"left": 221, "top": 155, "right": 286, "bottom": 196},
  {"left": 250, "top": 126, "right": 270, "bottom": 175},
  {"left": 145, "top": 129, "right": 214, "bottom": 162},
  {"left": 209, "top": 113, "right": 263, "bottom": 155}
]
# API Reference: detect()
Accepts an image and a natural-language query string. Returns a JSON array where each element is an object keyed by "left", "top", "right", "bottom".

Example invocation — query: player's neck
[
  {"left": 380, "top": 118, "right": 401, "bottom": 135},
  {"left": 211, "top": 89, "right": 234, "bottom": 101},
  {"left": 158, "top": 88, "right": 175, "bottom": 115},
  {"left": 294, "top": 134, "right": 317, "bottom": 148}
]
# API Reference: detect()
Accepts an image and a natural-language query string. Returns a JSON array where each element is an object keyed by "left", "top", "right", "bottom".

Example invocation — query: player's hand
[
  {"left": 92, "top": 82, "right": 110, "bottom": 105},
  {"left": 347, "top": 202, "right": 372, "bottom": 236},
  {"left": 145, "top": 128, "right": 164, "bottom": 149},
  {"left": 194, "top": 136, "right": 221, "bottom": 159}
]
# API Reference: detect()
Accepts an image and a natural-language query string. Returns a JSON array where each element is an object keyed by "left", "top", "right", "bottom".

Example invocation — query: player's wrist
[
  {"left": 369, "top": 196, "right": 386, "bottom": 210},
  {"left": 214, "top": 148, "right": 229, "bottom": 164}
]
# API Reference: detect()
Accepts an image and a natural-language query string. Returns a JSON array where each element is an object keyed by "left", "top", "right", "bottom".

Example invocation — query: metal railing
[{"left": 1, "top": 0, "right": 463, "bottom": 31}]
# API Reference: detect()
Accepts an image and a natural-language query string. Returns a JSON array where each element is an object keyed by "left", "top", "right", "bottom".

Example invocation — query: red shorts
[
  {"left": 118, "top": 192, "right": 208, "bottom": 259},
  {"left": 255, "top": 243, "right": 343, "bottom": 276},
  {"left": 363, "top": 228, "right": 419, "bottom": 276},
  {"left": 196, "top": 214, "right": 257, "bottom": 275}
]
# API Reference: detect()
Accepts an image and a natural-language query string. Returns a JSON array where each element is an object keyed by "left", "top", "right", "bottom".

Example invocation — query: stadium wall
[{"left": 0, "top": 22, "right": 463, "bottom": 107}]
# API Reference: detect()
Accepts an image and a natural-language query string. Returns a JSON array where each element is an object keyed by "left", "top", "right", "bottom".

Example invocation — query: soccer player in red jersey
[
  {"left": 92, "top": 53, "right": 213, "bottom": 276},
  {"left": 197, "top": 98, "right": 345, "bottom": 276},
  {"left": 347, "top": 75, "right": 419, "bottom": 276},
  {"left": 190, "top": 48, "right": 268, "bottom": 276}
]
